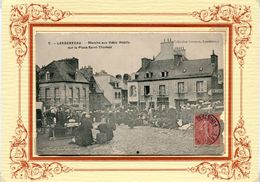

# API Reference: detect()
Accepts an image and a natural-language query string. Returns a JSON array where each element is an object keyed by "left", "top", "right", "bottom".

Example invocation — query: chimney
[
  {"left": 174, "top": 54, "right": 182, "bottom": 66},
  {"left": 160, "top": 38, "right": 174, "bottom": 54},
  {"left": 87, "top": 65, "right": 93, "bottom": 75},
  {"left": 174, "top": 47, "right": 186, "bottom": 57},
  {"left": 80, "top": 65, "right": 94, "bottom": 79},
  {"left": 116, "top": 74, "right": 122, "bottom": 80},
  {"left": 211, "top": 50, "right": 218, "bottom": 66},
  {"left": 67, "top": 57, "right": 79, "bottom": 70},
  {"left": 141, "top": 58, "right": 152, "bottom": 68},
  {"left": 123, "top": 74, "right": 130, "bottom": 82},
  {"left": 211, "top": 50, "right": 218, "bottom": 82}
]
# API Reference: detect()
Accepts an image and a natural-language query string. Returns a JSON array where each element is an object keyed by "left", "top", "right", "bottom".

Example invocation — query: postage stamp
[{"left": 194, "top": 113, "right": 221, "bottom": 145}]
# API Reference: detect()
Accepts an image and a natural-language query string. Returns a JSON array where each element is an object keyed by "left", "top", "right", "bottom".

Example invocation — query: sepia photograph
[{"left": 35, "top": 32, "right": 225, "bottom": 156}]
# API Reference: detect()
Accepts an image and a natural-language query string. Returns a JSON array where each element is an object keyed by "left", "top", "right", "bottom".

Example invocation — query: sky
[{"left": 36, "top": 32, "right": 224, "bottom": 76}]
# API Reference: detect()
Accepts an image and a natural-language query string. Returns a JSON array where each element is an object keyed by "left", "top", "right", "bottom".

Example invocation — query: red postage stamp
[{"left": 194, "top": 113, "right": 221, "bottom": 145}]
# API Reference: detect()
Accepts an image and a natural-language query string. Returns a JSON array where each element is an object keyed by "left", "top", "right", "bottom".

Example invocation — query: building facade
[
  {"left": 38, "top": 57, "right": 90, "bottom": 113},
  {"left": 128, "top": 39, "right": 223, "bottom": 110},
  {"left": 80, "top": 66, "right": 111, "bottom": 111},
  {"left": 94, "top": 71, "right": 127, "bottom": 108}
]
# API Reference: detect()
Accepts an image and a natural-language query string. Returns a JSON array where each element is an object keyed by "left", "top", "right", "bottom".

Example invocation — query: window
[
  {"left": 196, "top": 81, "right": 204, "bottom": 93},
  {"left": 83, "top": 88, "right": 87, "bottom": 107},
  {"left": 115, "top": 83, "right": 119, "bottom": 88},
  {"left": 54, "top": 88, "right": 59, "bottom": 98},
  {"left": 161, "top": 71, "right": 168, "bottom": 78},
  {"left": 46, "top": 71, "right": 50, "bottom": 81},
  {"left": 159, "top": 85, "right": 166, "bottom": 95},
  {"left": 118, "top": 92, "right": 121, "bottom": 98},
  {"left": 115, "top": 92, "right": 118, "bottom": 99},
  {"left": 129, "top": 85, "right": 137, "bottom": 97},
  {"left": 76, "top": 88, "right": 80, "bottom": 103},
  {"left": 145, "top": 72, "right": 153, "bottom": 78},
  {"left": 69, "top": 88, "right": 73, "bottom": 104},
  {"left": 54, "top": 88, "right": 60, "bottom": 104},
  {"left": 83, "top": 88, "right": 87, "bottom": 98},
  {"left": 45, "top": 88, "right": 50, "bottom": 102},
  {"left": 45, "top": 88, "right": 50, "bottom": 98},
  {"left": 144, "top": 86, "right": 150, "bottom": 96},
  {"left": 178, "top": 82, "right": 185, "bottom": 93}
]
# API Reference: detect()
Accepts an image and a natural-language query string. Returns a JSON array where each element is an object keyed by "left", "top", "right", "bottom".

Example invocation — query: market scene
[{"left": 36, "top": 37, "right": 224, "bottom": 155}]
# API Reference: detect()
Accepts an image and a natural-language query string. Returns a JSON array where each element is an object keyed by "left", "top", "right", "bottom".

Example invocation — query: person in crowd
[
  {"left": 108, "top": 112, "right": 116, "bottom": 131},
  {"left": 148, "top": 107, "right": 153, "bottom": 119},
  {"left": 56, "top": 107, "right": 65, "bottom": 127},
  {"left": 47, "top": 108, "right": 57, "bottom": 141},
  {"left": 36, "top": 109, "right": 43, "bottom": 133},
  {"left": 168, "top": 107, "right": 178, "bottom": 129},
  {"left": 96, "top": 120, "right": 114, "bottom": 142},
  {"left": 74, "top": 113, "right": 94, "bottom": 146}
]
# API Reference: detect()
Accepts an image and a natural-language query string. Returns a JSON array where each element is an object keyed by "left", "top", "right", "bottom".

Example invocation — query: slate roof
[
  {"left": 94, "top": 93, "right": 111, "bottom": 106},
  {"left": 136, "top": 57, "right": 216, "bottom": 81},
  {"left": 93, "top": 79, "right": 105, "bottom": 94},
  {"left": 39, "top": 58, "right": 88, "bottom": 83},
  {"left": 218, "top": 69, "right": 223, "bottom": 84},
  {"left": 36, "top": 65, "right": 41, "bottom": 72}
]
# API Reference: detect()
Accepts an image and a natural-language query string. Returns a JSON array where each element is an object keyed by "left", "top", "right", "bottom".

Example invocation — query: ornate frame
[{"left": 9, "top": 3, "right": 251, "bottom": 180}]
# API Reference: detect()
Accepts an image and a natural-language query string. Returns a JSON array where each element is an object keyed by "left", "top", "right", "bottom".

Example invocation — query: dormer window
[
  {"left": 182, "top": 69, "right": 187, "bottom": 73},
  {"left": 115, "top": 83, "right": 119, "bottom": 88},
  {"left": 145, "top": 72, "right": 153, "bottom": 78},
  {"left": 199, "top": 67, "right": 203, "bottom": 72},
  {"left": 46, "top": 71, "right": 50, "bottom": 81},
  {"left": 161, "top": 71, "right": 168, "bottom": 78}
]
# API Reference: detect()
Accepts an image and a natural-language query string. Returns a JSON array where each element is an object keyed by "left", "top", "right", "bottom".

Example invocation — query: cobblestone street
[{"left": 37, "top": 123, "right": 223, "bottom": 155}]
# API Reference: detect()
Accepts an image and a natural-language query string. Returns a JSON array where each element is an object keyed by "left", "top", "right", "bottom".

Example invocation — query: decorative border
[
  {"left": 189, "top": 4, "right": 252, "bottom": 180},
  {"left": 28, "top": 22, "right": 233, "bottom": 162},
  {"left": 9, "top": 3, "right": 251, "bottom": 180},
  {"left": 10, "top": 4, "right": 73, "bottom": 180}
]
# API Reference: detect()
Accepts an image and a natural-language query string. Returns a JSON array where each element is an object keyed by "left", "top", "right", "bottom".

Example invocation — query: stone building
[
  {"left": 94, "top": 71, "right": 127, "bottom": 109},
  {"left": 38, "top": 57, "right": 90, "bottom": 113},
  {"left": 128, "top": 39, "right": 223, "bottom": 110},
  {"left": 80, "top": 66, "right": 111, "bottom": 111}
]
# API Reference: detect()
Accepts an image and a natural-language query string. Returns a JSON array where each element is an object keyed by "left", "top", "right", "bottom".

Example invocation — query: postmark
[{"left": 194, "top": 113, "right": 221, "bottom": 145}]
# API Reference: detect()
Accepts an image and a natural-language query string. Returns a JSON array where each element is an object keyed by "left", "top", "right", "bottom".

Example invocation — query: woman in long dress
[{"left": 75, "top": 113, "right": 94, "bottom": 146}]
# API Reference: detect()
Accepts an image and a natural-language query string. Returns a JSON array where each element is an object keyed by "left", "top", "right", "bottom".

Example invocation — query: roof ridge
[{"left": 188, "top": 58, "right": 211, "bottom": 61}]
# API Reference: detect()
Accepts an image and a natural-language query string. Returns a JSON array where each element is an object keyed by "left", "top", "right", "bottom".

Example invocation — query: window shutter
[
  {"left": 40, "top": 87, "right": 44, "bottom": 99},
  {"left": 165, "top": 84, "right": 168, "bottom": 95},
  {"left": 184, "top": 81, "right": 188, "bottom": 93},
  {"left": 174, "top": 82, "right": 178, "bottom": 93},
  {"left": 140, "top": 86, "right": 144, "bottom": 95},
  {"left": 149, "top": 85, "right": 152, "bottom": 95},
  {"left": 193, "top": 81, "right": 197, "bottom": 92},
  {"left": 203, "top": 80, "right": 207, "bottom": 92},
  {"left": 50, "top": 88, "right": 54, "bottom": 98},
  {"left": 152, "top": 85, "right": 155, "bottom": 95}
]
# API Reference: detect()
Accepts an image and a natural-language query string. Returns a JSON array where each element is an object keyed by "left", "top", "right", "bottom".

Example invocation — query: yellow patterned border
[
  {"left": 190, "top": 4, "right": 251, "bottom": 180},
  {"left": 9, "top": 3, "right": 252, "bottom": 180},
  {"left": 10, "top": 4, "right": 73, "bottom": 180}
]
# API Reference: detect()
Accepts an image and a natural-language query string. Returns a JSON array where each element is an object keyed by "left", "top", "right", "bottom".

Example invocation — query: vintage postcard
[{"left": 2, "top": 0, "right": 259, "bottom": 182}]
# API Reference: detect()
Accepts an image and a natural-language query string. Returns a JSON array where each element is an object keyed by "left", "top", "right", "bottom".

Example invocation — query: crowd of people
[{"left": 37, "top": 100, "right": 223, "bottom": 147}]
